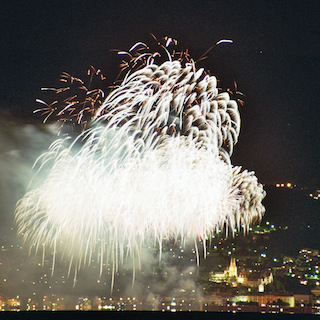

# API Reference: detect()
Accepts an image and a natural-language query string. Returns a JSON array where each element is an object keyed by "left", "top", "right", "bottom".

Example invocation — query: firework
[{"left": 15, "top": 36, "right": 265, "bottom": 287}]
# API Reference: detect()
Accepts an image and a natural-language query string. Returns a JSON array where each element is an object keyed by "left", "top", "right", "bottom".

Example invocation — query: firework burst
[{"left": 15, "top": 36, "right": 265, "bottom": 287}]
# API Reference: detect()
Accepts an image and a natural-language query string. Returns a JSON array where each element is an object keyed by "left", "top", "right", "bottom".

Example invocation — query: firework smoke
[{"left": 15, "top": 37, "right": 265, "bottom": 287}]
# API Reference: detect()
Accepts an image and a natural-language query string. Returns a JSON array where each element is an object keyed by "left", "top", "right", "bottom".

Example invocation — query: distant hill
[{"left": 262, "top": 185, "right": 320, "bottom": 255}]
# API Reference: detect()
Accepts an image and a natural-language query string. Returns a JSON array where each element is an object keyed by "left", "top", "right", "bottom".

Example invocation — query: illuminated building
[
  {"left": 75, "top": 297, "right": 92, "bottom": 311},
  {"left": 0, "top": 297, "right": 5, "bottom": 311},
  {"left": 42, "top": 294, "right": 66, "bottom": 311},
  {"left": 209, "top": 258, "right": 273, "bottom": 291},
  {"left": 26, "top": 298, "right": 38, "bottom": 311},
  {"left": 5, "top": 296, "right": 21, "bottom": 311},
  {"left": 209, "top": 258, "right": 238, "bottom": 284},
  {"left": 244, "top": 271, "right": 274, "bottom": 292},
  {"left": 233, "top": 293, "right": 295, "bottom": 308},
  {"left": 228, "top": 258, "right": 238, "bottom": 278},
  {"left": 159, "top": 297, "right": 200, "bottom": 312},
  {"left": 97, "top": 297, "right": 116, "bottom": 311}
]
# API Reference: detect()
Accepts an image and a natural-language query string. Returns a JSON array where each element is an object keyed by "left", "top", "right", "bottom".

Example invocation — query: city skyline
[{"left": 1, "top": 191, "right": 320, "bottom": 314}]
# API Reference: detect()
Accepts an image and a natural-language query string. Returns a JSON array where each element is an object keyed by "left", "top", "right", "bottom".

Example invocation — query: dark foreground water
[{"left": 0, "top": 311, "right": 315, "bottom": 320}]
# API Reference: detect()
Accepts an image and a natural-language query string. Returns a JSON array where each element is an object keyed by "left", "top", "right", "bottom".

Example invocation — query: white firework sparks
[{"left": 15, "top": 37, "right": 265, "bottom": 287}]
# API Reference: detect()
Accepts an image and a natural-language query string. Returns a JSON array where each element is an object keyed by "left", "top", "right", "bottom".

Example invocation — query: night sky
[{"left": 1, "top": 0, "right": 320, "bottom": 188}]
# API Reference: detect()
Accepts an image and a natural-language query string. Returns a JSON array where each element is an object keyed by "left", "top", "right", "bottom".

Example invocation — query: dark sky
[{"left": 1, "top": 0, "right": 320, "bottom": 187}]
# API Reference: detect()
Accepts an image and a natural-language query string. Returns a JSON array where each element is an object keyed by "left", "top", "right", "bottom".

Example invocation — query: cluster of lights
[
  {"left": 309, "top": 190, "right": 320, "bottom": 200},
  {"left": 2, "top": 218, "right": 320, "bottom": 312},
  {"left": 98, "top": 296, "right": 140, "bottom": 311},
  {"left": 275, "top": 183, "right": 294, "bottom": 188},
  {"left": 0, "top": 296, "right": 21, "bottom": 311}
]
